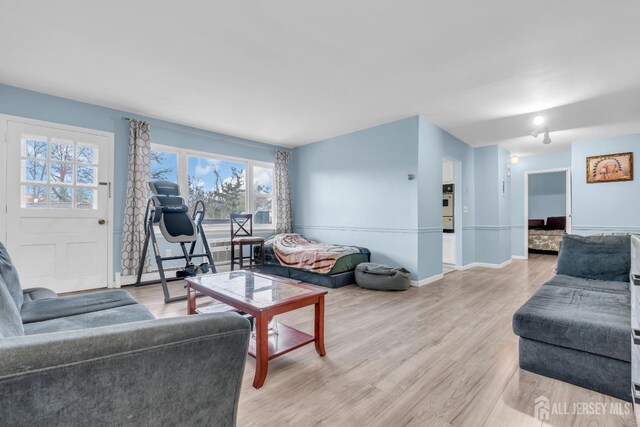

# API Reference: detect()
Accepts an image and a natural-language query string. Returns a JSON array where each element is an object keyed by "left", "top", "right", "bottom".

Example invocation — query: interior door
[{"left": 5, "top": 120, "right": 111, "bottom": 293}]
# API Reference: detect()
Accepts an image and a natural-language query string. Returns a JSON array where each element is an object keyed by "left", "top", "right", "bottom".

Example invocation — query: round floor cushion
[{"left": 355, "top": 263, "right": 411, "bottom": 291}]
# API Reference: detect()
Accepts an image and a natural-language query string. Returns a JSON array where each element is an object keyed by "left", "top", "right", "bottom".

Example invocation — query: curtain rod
[{"left": 121, "top": 116, "right": 290, "bottom": 152}]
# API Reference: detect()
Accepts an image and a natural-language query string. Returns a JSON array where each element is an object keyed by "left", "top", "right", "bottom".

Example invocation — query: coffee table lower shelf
[{"left": 248, "top": 322, "right": 315, "bottom": 361}]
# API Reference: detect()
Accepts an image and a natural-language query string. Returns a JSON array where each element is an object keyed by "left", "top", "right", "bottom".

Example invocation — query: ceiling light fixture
[
  {"left": 530, "top": 119, "right": 552, "bottom": 145},
  {"left": 531, "top": 127, "right": 552, "bottom": 144}
]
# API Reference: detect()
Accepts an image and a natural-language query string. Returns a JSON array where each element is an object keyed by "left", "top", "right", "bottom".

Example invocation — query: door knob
[{"left": 98, "top": 219, "right": 106, "bottom": 225}]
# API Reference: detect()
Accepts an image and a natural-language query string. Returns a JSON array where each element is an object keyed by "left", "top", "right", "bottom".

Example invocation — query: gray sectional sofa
[
  {"left": 513, "top": 234, "right": 632, "bottom": 401},
  {"left": 0, "top": 242, "right": 251, "bottom": 426}
]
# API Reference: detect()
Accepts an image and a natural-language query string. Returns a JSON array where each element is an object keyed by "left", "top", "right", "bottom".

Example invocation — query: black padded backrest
[
  {"left": 148, "top": 180, "right": 198, "bottom": 243},
  {"left": 160, "top": 211, "right": 197, "bottom": 242},
  {"left": 152, "top": 196, "right": 185, "bottom": 209},
  {"left": 149, "top": 181, "right": 181, "bottom": 197}
]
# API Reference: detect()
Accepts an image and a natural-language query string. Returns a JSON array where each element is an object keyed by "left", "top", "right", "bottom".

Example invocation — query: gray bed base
[{"left": 261, "top": 265, "right": 355, "bottom": 289}]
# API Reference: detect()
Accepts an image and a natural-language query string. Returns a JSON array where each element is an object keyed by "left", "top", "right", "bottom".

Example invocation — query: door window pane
[
  {"left": 50, "top": 186, "right": 73, "bottom": 209},
  {"left": 23, "top": 137, "right": 48, "bottom": 158},
  {"left": 253, "top": 166, "right": 273, "bottom": 195},
  {"left": 50, "top": 162, "right": 74, "bottom": 183},
  {"left": 151, "top": 149, "right": 178, "bottom": 182},
  {"left": 76, "top": 165, "right": 97, "bottom": 185},
  {"left": 187, "top": 156, "right": 246, "bottom": 224},
  {"left": 76, "top": 144, "right": 98, "bottom": 164},
  {"left": 50, "top": 140, "right": 74, "bottom": 161},
  {"left": 23, "top": 160, "right": 48, "bottom": 182},
  {"left": 22, "top": 185, "right": 48, "bottom": 208},
  {"left": 76, "top": 188, "right": 96, "bottom": 209},
  {"left": 20, "top": 135, "right": 100, "bottom": 210}
]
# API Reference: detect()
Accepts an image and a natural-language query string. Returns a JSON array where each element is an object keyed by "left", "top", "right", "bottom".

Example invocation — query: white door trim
[
  {"left": 523, "top": 167, "right": 572, "bottom": 260},
  {"left": 0, "top": 114, "right": 116, "bottom": 286}
]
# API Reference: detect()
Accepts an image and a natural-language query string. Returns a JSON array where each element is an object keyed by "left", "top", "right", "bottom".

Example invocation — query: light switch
[{"left": 463, "top": 206, "right": 468, "bottom": 213}]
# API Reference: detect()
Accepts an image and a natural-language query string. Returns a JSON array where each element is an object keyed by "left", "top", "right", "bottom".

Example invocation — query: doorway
[
  {"left": 442, "top": 157, "right": 462, "bottom": 273},
  {"left": 524, "top": 168, "right": 571, "bottom": 259},
  {"left": 0, "top": 116, "right": 114, "bottom": 293}
]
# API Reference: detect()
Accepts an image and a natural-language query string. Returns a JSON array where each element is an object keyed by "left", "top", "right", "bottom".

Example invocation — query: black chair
[{"left": 230, "top": 214, "right": 265, "bottom": 271}]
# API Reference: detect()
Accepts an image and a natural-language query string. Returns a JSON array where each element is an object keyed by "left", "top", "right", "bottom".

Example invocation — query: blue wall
[
  {"left": 473, "top": 145, "right": 512, "bottom": 265},
  {"left": 291, "top": 116, "right": 421, "bottom": 277},
  {"left": 497, "top": 146, "right": 512, "bottom": 263},
  {"left": 571, "top": 134, "right": 640, "bottom": 235},
  {"left": 528, "top": 172, "right": 566, "bottom": 220},
  {"left": 417, "top": 117, "right": 444, "bottom": 279},
  {"left": 510, "top": 152, "right": 571, "bottom": 257},
  {"left": 291, "top": 115, "right": 482, "bottom": 281},
  {"left": 0, "top": 84, "right": 284, "bottom": 278}
]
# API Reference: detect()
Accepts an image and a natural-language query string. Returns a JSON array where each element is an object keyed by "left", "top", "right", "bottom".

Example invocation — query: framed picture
[{"left": 586, "top": 152, "right": 633, "bottom": 184}]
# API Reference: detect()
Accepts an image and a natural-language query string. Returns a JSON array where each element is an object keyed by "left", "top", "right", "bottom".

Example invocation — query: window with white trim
[
  {"left": 150, "top": 144, "right": 275, "bottom": 229},
  {"left": 21, "top": 135, "right": 99, "bottom": 209}
]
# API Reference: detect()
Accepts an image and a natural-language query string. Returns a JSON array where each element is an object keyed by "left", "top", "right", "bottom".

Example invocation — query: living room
[{"left": 1, "top": 1, "right": 640, "bottom": 426}]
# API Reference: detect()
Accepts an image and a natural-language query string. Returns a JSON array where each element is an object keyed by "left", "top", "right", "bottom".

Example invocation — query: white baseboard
[
  {"left": 456, "top": 259, "right": 512, "bottom": 270},
  {"left": 411, "top": 273, "right": 444, "bottom": 287},
  {"left": 511, "top": 255, "right": 527, "bottom": 260},
  {"left": 119, "top": 271, "right": 166, "bottom": 286}
]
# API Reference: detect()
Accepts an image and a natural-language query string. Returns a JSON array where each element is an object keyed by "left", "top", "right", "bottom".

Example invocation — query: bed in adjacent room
[
  {"left": 528, "top": 216, "right": 566, "bottom": 253},
  {"left": 257, "top": 234, "right": 371, "bottom": 288}
]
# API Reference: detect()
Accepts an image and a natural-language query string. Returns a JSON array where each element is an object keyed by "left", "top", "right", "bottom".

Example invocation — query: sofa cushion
[
  {"left": 547, "top": 274, "right": 630, "bottom": 295},
  {"left": 0, "top": 275, "right": 24, "bottom": 338},
  {"left": 513, "top": 283, "right": 631, "bottom": 362},
  {"left": 23, "top": 304, "right": 155, "bottom": 335},
  {"left": 21, "top": 290, "right": 139, "bottom": 324},
  {"left": 556, "top": 234, "right": 631, "bottom": 282},
  {"left": 22, "top": 287, "right": 58, "bottom": 303},
  {"left": 0, "top": 242, "right": 23, "bottom": 309}
]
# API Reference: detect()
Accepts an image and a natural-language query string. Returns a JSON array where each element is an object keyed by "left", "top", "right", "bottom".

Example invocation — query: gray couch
[
  {"left": 513, "top": 234, "right": 632, "bottom": 401},
  {"left": 0, "top": 242, "right": 251, "bottom": 426}
]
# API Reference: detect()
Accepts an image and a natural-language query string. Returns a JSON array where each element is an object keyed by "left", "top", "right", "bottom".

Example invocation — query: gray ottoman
[{"left": 355, "top": 263, "right": 411, "bottom": 291}]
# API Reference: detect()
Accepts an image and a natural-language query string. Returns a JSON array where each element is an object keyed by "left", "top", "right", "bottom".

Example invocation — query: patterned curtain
[
  {"left": 274, "top": 150, "right": 293, "bottom": 234},
  {"left": 120, "top": 120, "right": 152, "bottom": 276}
]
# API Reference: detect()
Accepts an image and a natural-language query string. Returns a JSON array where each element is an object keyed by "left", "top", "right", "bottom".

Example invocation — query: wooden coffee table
[{"left": 185, "top": 271, "right": 328, "bottom": 388}]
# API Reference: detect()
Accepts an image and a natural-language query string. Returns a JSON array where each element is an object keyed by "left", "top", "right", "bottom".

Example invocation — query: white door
[{"left": 4, "top": 120, "right": 112, "bottom": 293}]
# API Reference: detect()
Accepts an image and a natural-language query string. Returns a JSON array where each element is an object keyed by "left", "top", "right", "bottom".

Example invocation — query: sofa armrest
[
  {"left": 0, "top": 313, "right": 250, "bottom": 426},
  {"left": 21, "top": 287, "right": 58, "bottom": 302}
]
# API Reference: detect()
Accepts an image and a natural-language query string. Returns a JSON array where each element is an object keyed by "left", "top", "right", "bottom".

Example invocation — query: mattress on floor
[
  {"left": 261, "top": 265, "right": 356, "bottom": 289},
  {"left": 260, "top": 234, "right": 371, "bottom": 274},
  {"left": 528, "top": 229, "right": 565, "bottom": 252}
]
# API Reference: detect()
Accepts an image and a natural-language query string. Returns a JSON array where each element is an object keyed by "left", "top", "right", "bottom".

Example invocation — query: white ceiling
[{"left": 1, "top": 1, "right": 640, "bottom": 156}]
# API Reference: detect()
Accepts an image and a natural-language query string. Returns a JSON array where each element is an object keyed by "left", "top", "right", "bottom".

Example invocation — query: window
[
  {"left": 21, "top": 135, "right": 99, "bottom": 209},
  {"left": 187, "top": 155, "right": 246, "bottom": 225},
  {"left": 150, "top": 144, "right": 275, "bottom": 229},
  {"left": 252, "top": 165, "right": 273, "bottom": 225},
  {"left": 150, "top": 149, "right": 178, "bottom": 182}
]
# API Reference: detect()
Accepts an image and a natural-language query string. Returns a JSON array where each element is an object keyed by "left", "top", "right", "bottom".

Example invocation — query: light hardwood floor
[{"left": 125, "top": 254, "right": 636, "bottom": 426}]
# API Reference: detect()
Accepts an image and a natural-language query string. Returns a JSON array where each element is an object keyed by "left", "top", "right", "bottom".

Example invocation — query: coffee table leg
[
  {"left": 253, "top": 312, "right": 269, "bottom": 388},
  {"left": 187, "top": 284, "right": 196, "bottom": 315},
  {"left": 314, "top": 295, "right": 326, "bottom": 356}
]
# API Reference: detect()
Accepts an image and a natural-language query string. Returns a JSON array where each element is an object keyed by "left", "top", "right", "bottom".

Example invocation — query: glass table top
[{"left": 187, "top": 271, "right": 321, "bottom": 308}]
